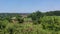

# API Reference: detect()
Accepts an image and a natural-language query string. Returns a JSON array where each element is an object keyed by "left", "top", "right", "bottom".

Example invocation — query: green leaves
[
  {"left": 40, "top": 16, "right": 60, "bottom": 31},
  {"left": 28, "top": 11, "right": 43, "bottom": 24}
]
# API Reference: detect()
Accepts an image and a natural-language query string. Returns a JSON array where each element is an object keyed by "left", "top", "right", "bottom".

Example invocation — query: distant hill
[
  {"left": 0, "top": 13, "right": 31, "bottom": 17},
  {"left": 0, "top": 13, "right": 30, "bottom": 14}
]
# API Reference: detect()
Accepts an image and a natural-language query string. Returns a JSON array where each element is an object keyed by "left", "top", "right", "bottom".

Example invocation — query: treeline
[
  {"left": 28, "top": 10, "right": 60, "bottom": 24},
  {"left": 0, "top": 10, "right": 60, "bottom": 23},
  {"left": 29, "top": 10, "right": 60, "bottom": 16},
  {"left": 45, "top": 10, "right": 60, "bottom": 16}
]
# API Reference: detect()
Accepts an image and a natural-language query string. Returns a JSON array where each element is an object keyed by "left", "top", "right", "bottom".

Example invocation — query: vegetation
[{"left": 0, "top": 10, "right": 60, "bottom": 34}]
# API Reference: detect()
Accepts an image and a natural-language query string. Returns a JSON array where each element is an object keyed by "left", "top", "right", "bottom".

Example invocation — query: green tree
[{"left": 28, "top": 10, "right": 43, "bottom": 24}]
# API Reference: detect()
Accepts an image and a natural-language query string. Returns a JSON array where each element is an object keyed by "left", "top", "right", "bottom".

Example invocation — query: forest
[{"left": 0, "top": 10, "right": 60, "bottom": 34}]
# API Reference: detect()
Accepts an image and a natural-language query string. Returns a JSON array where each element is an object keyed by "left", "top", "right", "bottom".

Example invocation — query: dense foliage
[
  {"left": 28, "top": 10, "right": 60, "bottom": 24},
  {"left": 0, "top": 11, "right": 60, "bottom": 34},
  {"left": 1, "top": 16, "right": 60, "bottom": 34},
  {"left": 40, "top": 16, "right": 60, "bottom": 31},
  {"left": 28, "top": 11, "right": 43, "bottom": 24}
]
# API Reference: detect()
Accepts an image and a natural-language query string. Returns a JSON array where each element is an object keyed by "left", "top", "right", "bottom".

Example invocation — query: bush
[
  {"left": 17, "top": 18, "right": 24, "bottom": 23},
  {"left": 40, "top": 16, "right": 60, "bottom": 31}
]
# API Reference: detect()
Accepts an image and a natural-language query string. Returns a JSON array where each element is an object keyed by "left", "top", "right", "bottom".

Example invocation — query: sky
[{"left": 0, "top": 0, "right": 60, "bottom": 13}]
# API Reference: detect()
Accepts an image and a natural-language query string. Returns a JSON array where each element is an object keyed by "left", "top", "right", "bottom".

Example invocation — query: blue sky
[{"left": 0, "top": 0, "right": 60, "bottom": 13}]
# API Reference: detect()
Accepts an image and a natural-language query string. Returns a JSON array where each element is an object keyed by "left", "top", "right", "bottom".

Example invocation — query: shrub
[{"left": 40, "top": 16, "right": 60, "bottom": 31}]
